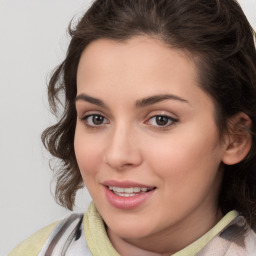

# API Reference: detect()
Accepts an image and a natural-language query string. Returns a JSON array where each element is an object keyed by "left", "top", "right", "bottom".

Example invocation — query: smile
[
  {"left": 103, "top": 182, "right": 156, "bottom": 209},
  {"left": 108, "top": 186, "right": 154, "bottom": 197}
]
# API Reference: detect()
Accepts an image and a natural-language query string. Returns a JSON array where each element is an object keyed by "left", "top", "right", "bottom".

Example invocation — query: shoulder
[
  {"left": 9, "top": 213, "right": 85, "bottom": 256},
  {"left": 9, "top": 220, "right": 60, "bottom": 256},
  {"left": 243, "top": 228, "right": 256, "bottom": 255}
]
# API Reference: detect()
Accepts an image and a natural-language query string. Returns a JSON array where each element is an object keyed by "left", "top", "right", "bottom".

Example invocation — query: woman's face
[{"left": 75, "top": 36, "right": 227, "bottom": 250}]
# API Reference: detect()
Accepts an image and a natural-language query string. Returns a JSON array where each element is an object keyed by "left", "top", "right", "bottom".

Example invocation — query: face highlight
[{"left": 74, "top": 36, "right": 227, "bottom": 254}]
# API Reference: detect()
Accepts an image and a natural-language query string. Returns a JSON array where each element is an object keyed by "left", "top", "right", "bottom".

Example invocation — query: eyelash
[
  {"left": 81, "top": 114, "right": 109, "bottom": 129},
  {"left": 80, "top": 113, "right": 178, "bottom": 130},
  {"left": 145, "top": 115, "right": 178, "bottom": 130}
]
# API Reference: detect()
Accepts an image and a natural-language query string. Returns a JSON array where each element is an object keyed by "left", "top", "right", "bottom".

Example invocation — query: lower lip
[{"left": 104, "top": 187, "right": 155, "bottom": 210}]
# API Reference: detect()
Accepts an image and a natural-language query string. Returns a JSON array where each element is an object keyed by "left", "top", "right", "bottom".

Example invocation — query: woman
[{"left": 10, "top": 0, "right": 256, "bottom": 255}]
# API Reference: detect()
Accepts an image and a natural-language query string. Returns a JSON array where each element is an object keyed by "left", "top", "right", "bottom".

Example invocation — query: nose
[{"left": 104, "top": 124, "right": 142, "bottom": 170}]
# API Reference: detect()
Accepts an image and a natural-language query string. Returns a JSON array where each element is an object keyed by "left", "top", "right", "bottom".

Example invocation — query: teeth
[
  {"left": 116, "top": 187, "right": 124, "bottom": 193},
  {"left": 108, "top": 186, "right": 152, "bottom": 194},
  {"left": 133, "top": 187, "right": 140, "bottom": 193},
  {"left": 115, "top": 193, "right": 136, "bottom": 197},
  {"left": 124, "top": 187, "right": 133, "bottom": 193}
]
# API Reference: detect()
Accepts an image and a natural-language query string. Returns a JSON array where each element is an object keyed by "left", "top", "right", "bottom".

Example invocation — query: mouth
[
  {"left": 102, "top": 180, "right": 156, "bottom": 209},
  {"left": 107, "top": 186, "right": 156, "bottom": 197}
]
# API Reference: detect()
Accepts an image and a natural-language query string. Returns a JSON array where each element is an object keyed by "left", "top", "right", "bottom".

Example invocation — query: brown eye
[
  {"left": 147, "top": 115, "right": 178, "bottom": 127},
  {"left": 155, "top": 116, "right": 169, "bottom": 126},
  {"left": 82, "top": 114, "right": 108, "bottom": 127},
  {"left": 92, "top": 115, "right": 105, "bottom": 125}
]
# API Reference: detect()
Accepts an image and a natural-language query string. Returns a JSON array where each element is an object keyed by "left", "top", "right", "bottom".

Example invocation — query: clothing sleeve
[{"left": 9, "top": 221, "right": 59, "bottom": 256}]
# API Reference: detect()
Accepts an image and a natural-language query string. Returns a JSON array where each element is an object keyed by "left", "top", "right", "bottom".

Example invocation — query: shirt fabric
[{"left": 9, "top": 202, "right": 256, "bottom": 255}]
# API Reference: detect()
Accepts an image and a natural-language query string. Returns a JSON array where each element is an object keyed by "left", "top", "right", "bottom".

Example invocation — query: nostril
[{"left": 104, "top": 148, "right": 142, "bottom": 169}]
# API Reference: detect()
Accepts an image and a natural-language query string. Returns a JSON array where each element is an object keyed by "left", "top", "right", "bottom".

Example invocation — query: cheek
[
  {"left": 74, "top": 125, "right": 104, "bottom": 183},
  {"left": 144, "top": 126, "right": 223, "bottom": 186},
  {"left": 145, "top": 133, "right": 223, "bottom": 215}
]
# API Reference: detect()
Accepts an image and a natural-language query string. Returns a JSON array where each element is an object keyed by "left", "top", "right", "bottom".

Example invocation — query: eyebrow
[
  {"left": 135, "top": 94, "right": 189, "bottom": 107},
  {"left": 75, "top": 94, "right": 108, "bottom": 108},
  {"left": 75, "top": 93, "right": 189, "bottom": 108}
]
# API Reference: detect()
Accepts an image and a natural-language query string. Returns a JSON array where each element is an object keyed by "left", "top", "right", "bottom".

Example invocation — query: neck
[{"left": 107, "top": 208, "right": 223, "bottom": 256}]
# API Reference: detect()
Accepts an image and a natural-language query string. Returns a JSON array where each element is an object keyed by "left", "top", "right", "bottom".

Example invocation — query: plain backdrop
[{"left": 0, "top": 1, "right": 255, "bottom": 255}]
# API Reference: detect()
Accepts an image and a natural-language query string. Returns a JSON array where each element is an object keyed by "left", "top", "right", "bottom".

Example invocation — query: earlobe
[{"left": 222, "top": 112, "right": 252, "bottom": 165}]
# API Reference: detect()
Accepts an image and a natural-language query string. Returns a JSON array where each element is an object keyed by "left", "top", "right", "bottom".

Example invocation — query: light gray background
[{"left": 0, "top": 1, "right": 255, "bottom": 255}]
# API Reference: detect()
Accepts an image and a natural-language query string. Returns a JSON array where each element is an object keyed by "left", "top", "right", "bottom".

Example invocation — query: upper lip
[{"left": 102, "top": 180, "right": 155, "bottom": 188}]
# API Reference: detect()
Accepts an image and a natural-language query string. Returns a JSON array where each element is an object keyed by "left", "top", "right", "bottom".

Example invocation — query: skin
[{"left": 74, "top": 36, "right": 229, "bottom": 255}]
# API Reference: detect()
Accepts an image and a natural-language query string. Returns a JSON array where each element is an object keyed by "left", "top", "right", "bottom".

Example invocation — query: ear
[{"left": 222, "top": 112, "right": 252, "bottom": 165}]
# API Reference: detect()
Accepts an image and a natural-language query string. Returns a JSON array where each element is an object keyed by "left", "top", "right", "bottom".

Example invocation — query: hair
[{"left": 42, "top": 0, "right": 256, "bottom": 228}]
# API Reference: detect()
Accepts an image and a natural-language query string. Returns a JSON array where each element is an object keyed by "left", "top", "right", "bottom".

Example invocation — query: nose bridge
[{"left": 104, "top": 120, "right": 141, "bottom": 169}]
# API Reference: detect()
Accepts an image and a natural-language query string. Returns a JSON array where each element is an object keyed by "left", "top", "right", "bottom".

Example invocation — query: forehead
[
  {"left": 76, "top": 36, "right": 218, "bottom": 132},
  {"left": 77, "top": 36, "right": 195, "bottom": 69},
  {"left": 77, "top": 36, "right": 199, "bottom": 95}
]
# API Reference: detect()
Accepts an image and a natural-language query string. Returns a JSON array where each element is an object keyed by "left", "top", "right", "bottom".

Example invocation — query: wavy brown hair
[{"left": 42, "top": 0, "right": 256, "bottom": 227}]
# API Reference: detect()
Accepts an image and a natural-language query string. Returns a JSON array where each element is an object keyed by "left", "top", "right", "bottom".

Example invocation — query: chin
[{"left": 107, "top": 218, "right": 154, "bottom": 239}]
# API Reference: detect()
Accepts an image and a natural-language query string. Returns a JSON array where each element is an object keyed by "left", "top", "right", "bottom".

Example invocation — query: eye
[
  {"left": 81, "top": 114, "right": 108, "bottom": 128},
  {"left": 146, "top": 115, "right": 178, "bottom": 128}
]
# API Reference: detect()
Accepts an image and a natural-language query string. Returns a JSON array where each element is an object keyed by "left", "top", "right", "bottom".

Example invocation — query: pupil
[
  {"left": 156, "top": 116, "right": 168, "bottom": 126},
  {"left": 93, "top": 115, "right": 103, "bottom": 125}
]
